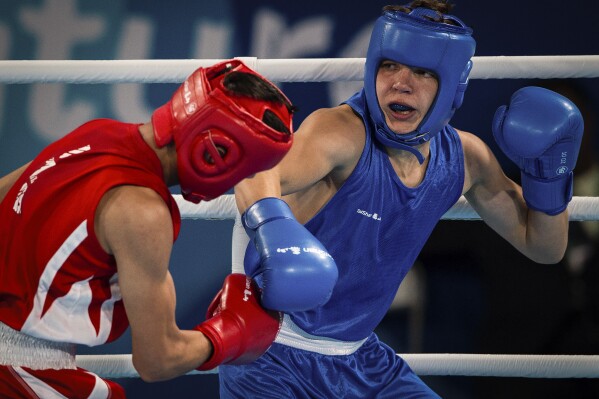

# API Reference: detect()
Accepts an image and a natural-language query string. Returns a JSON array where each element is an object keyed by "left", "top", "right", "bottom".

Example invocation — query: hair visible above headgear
[
  {"left": 222, "top": 71, "right": 295, "bottom": 134},
  {"left": 385, "top": 0, "right": 454, "bottom": 16}
]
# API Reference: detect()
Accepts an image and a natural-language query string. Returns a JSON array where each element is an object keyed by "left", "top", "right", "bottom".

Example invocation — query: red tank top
[{"left": 0, "top": 119, "right": 181, "bottom": 345}]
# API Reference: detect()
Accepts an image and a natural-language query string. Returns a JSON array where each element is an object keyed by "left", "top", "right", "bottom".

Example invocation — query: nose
[{"left": 391, "top": 67, "right": 413, "bottom": 92}]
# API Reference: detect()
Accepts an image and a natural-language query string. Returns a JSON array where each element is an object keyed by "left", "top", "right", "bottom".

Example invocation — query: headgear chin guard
[
  {"left": 152, "top": 59, "right": 293, "bottom": 203},
  {"left": 365, "top": 6, "right": 476, "bottom": 163}
]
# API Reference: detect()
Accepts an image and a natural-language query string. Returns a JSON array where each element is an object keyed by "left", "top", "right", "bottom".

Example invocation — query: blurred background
[{"left": 1, "top": 0, "right": 599, "bottom": 397}]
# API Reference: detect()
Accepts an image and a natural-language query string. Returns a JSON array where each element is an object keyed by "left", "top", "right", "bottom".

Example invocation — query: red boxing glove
[{"left": 194, "top": 274, "right": 282, "bottom": 371}]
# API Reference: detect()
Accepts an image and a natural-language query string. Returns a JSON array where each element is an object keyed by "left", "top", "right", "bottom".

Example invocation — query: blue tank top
[{"left": 290, "top": 90, "right": 465, "bottom": 341}]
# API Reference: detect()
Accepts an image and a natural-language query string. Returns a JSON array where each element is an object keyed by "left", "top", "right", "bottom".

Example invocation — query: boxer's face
[{"left": 375, "top": 60, "right": 438, "bottom": 134}]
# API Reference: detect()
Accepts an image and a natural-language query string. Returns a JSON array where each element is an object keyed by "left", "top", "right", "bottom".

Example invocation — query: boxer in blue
[{"left": 222, "top": 1, "right": 584, "bottom": 397}]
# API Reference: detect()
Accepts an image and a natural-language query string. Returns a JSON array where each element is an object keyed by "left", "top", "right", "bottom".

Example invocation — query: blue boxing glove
[
  {"left": 242, "top": 197, "right": 338, "bottom": 312},
  {"left": 492, "top": 86, "right": 584, "bottom": 215}
]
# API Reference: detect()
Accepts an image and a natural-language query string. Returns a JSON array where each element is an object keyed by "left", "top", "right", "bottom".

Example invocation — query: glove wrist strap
[
  {"left": 521, "top": 171, "right": 573, "bottom": 216},
  {"left": 242, "top": 198, "right": 295, "bottom": 237},
  {"left": 194, "top": 315, "right": 241, "bottom": 371}
]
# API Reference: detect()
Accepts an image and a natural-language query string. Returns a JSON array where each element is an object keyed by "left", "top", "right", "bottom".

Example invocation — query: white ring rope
[
  {"left": 1, "top": 55, "right": 599, "bottom": 83},
  {"left": 175, "top": 194, "right": 599, "bottom": 222},
  {"left": 75, "top": 353, "right": 599, "bottom": 379}
]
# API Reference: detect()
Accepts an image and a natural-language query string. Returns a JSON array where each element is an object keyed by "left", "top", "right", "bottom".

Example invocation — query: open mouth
[{"left": 389, "top": 103, "right": 415, "bottom": 113}]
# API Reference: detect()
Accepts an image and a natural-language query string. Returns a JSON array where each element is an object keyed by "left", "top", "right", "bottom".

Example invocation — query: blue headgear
[{"left": 364, "top": 7, "right": 476, "bottom": 163}]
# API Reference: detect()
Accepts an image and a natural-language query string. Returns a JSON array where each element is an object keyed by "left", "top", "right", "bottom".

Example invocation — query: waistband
[
  {"left": 0, "top": 321, "right": 77, "bottom": 370},
  {"left": 274, "top": 314, "right": 368, "bottom": 356}
]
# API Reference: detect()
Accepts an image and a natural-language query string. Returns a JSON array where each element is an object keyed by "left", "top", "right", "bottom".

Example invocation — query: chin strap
[
  {"left": 376, "top": 127, "right": 426, "bottom": 164},
  {"left": 403, "top": 145, "right": 426, "bottom": 164}
]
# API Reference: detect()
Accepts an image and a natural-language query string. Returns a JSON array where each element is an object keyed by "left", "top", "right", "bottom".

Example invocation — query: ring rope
[
  {"left": 175, "top": 194, "right": 599, "bottom": 222},
  {"left": 1, "top": 55, "right": 599, "bottom": 83},
  {"left": 75, "top": 353, "right": 599, "bottom": 379}
]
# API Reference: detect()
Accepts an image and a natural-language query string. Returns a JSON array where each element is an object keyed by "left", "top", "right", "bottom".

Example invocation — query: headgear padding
[
  {"left": 152, "top": 59, "right": 293, "bottom": 203},
  {"left": 365, "top": 6, "right": 476, "bottom": 163}
]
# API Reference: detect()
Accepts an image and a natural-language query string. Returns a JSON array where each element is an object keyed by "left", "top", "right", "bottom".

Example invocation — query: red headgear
[{"left": 152, "top": 59, "right": 293, "bottom": 203}]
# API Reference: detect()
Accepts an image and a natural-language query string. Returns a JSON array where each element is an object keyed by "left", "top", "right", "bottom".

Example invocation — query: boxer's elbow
[
  {"left": 132, "top": 351, "right": 180, "bottom": 382},
  {"left": 134, "top": 357, "right": 167, "bottom": 382},
  {"left": 527, "top": 243, "right": 566, "bottom": 265}
]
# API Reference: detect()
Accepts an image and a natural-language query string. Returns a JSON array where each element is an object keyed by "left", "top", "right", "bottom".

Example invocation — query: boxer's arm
[
  {"left": 235, "top": 105, "right": 363, "bottom": 212},
  {"left": 468, "top": 87, "right": 583, "bottom": 263},
  {"left": 460, "top": 131, "right": 568, "bottom": 264},
  {"left": 97, "top": 185, "right": 212, "bottom": 382},
  {"left": 233, "top": 108, "right": 361, "bottom": 311}
]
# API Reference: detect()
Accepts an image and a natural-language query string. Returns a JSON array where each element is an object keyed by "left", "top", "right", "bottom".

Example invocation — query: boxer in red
[{"left": 0, "top": 59, "right": 293, "bottom": 398}]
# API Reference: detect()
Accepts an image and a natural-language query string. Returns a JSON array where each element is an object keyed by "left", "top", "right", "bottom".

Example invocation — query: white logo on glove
[
  {"left": 557, "top": 151, "right": 569, "bottom": 175},
  {"left": 276, "top": 247, "right": 333, "bottom": 259},
  {"left": 243, "top": 278, "right": 252, "bottom": 302}
]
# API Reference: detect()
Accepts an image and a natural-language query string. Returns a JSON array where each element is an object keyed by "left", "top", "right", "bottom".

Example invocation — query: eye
[
  {"left": 413, "top": 68, "right": 436, "bottom": 79},
  {"left": 380, "top": 61, "right": 399, "bottom": 71}
]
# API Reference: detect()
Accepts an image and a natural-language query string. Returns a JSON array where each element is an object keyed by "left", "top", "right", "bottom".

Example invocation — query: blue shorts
[{"left": 219, "top": 333, "right": 440, "bottom": 398}]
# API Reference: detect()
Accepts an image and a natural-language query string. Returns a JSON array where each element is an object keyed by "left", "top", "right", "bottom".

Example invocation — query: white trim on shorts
[
  {"left": 0, "top": 322, "right": 76, "bottom": 370},
  {"left": 274, "top": 314, "right": 368, "bottom": 356}
]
